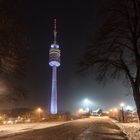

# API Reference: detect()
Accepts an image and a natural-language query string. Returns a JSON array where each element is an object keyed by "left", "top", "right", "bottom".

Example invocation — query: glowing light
[
  {"left": 37, "top": 107, "right": 42, "bottom": 112},
  {"left": 50, "top": 66, "right": 57, "bottom": 114},
  {"left": 49, "top": 45, "right": 60, "bottom": 67},
  {"left": 106, "top": 111, "right": 109, "bottom": 114},
  {"left": 126, "top": 105, "right": 133, "bottom": 111},
  {"left": 113, "top": 108, "right": 118, "bottom": 112},
  {"left": 84, "top": 98, "right": 91, "bottom": 105},
  {"left": 120, "top": 103, "right": 125, "bottom": 107},
  {"left": 78, "top": 108, "right": 84, "bottom": 114},
  {"left": 51, "top": 44, "right": 59, "bottom": 49},
  {"left": 85, "top": 107, "right": 90, "bottom": 112},
  {"left": 49, "top": 61, "right": 60, "bottom": 67}
]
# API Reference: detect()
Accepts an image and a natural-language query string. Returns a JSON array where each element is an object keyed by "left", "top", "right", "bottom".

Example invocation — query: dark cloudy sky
[{"left": 7, "top": 0, "right": 135, "bottom": 113}]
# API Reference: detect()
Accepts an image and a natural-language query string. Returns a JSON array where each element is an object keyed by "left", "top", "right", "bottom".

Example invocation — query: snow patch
[{"left": 115, "top": 122, "right": 140, "bottom": 140}]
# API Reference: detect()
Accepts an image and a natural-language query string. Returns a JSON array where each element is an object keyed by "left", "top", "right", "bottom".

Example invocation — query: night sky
[{"left": 6, "top": 0, "right": 135, "bottom": 113}]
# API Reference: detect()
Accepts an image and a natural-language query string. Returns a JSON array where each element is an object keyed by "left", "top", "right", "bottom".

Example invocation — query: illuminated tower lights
[{"left": 49, "top": 19, "right": 60, "bottom": 114}]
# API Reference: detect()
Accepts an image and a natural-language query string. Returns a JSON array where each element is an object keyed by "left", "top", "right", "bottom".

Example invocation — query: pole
[
  {"left": 38, "top": 111, "right": 40, "bottom": 121},
  {"left": 122, "top": 107, "right": 124, "bottom": 123}
]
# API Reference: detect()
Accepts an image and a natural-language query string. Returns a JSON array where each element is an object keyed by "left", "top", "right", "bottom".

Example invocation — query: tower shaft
[{"left": 50, "top": 66, "right": 57, "bottom": 114}]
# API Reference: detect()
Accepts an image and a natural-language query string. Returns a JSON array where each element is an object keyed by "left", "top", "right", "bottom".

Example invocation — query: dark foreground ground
[{"left": 0, "top": 117, "right": 128, "bottom": 140}]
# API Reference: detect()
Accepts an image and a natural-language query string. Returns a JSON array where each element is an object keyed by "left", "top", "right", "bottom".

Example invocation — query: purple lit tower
[{"left": 49, "top": 19, "right": 60, "bottom": 114}]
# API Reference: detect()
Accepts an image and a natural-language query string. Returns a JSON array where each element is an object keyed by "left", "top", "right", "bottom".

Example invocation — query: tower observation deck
[{"left": 49, "top": 19, "right": 60, "bottom": 114}]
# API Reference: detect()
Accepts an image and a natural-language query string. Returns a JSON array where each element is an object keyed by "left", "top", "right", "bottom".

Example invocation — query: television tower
[{"left": 49, "top": 19, "right": 60, "bottom": 114}]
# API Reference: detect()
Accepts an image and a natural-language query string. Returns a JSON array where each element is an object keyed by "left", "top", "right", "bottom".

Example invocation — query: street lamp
[
  {"left": 109, "top": 109, "right": 113, "bottom": 117},
  {"left": 37, "top": 108, "right": 42, "bottom": 121},
  {"left": 120, "top": 103, "right": 125, "bottom": 123},
  {"left": 78, "top": 108, "right": 84, "bottom": 114},
  {"left": 113, "top": 108, "right": 118, "bottom": 119},
  {"left": 113, "top": 108, "right": 118, "bottom": 112},
  {"left": 83, "top": 99, "right": 91, "bottom": 112},
  {"left": 84, "top": 99, "right": 90, "bottom": 104}
]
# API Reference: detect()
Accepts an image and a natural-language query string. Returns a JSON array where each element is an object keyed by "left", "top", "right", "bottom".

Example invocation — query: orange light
[
  {"left": 113, "top": 108, "right": 118, "bottom": 112},
  {"left": 37, "top": 107, "right": 42, "bottom": 113}
]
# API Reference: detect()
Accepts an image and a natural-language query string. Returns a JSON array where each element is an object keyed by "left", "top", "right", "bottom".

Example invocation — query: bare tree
[
  {"left": 0, "top": 0, "right": 30, "bottom": 103},
  {"left": 80, "top": 0, "right": 140, "bottom": 120}
]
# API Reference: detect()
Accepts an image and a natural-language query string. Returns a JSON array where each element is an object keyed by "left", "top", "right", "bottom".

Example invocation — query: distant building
[{"left": 91, "top": 109, "right": 103, "bottom": 116}]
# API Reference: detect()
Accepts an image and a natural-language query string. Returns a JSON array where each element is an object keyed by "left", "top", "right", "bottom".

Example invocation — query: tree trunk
[{"left": 133, "top": 83, "right": 140, "bottom": 121}]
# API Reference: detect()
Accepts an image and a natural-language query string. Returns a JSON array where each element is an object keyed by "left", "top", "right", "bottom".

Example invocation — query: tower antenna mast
[{"left": 54, "top": 19, "right": 57, "bottom": 44}]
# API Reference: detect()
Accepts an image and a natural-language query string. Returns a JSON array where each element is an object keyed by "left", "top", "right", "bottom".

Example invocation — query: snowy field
[
  {"left": 0, "top": 117, "right": 128, "bottom": 140},
  {"left": 115, "top": 122, "right": 140, "bottom": 140},
  {"left": 0, "top": 121, "right": 66, "bottom": 137}
]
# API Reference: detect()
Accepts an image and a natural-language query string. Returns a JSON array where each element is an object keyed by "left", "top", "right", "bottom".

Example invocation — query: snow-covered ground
[
  {"left": 115, "top": 122, "right": 140, "bottom": 140},
  {"left": 0, "top": 121, "right": 66, "bottom": 137},
  {"left": 0, "top": 117, "right": 128, "bottom": 140}
]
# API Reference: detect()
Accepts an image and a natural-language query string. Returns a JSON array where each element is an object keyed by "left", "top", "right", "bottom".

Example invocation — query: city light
[
  {"left": 120, "top": 103, "right": 125, "bottom": 107},
  {"left": 113, "top": 108, "right": 118, "bottom": 112},
  {"left": 83, "top": 98, "right": 92, "bottom": 106},
  {"left": 105, "top": 111, "right": 109, "bottom": 114},
  {"left": 84, "top": 99, "right": 90, "bottom": 104},
  {"left": 78, "top": 108, "right": 84, "bottom": 114},
  {"left": 83, "top": 98, "right": 92, "bottom": 112},
  {"left": 37, "top": 108, "right": 42, "bottom": 112},
  {"left": 126, "top": 105, "right": 133, "bottom": 111}
]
